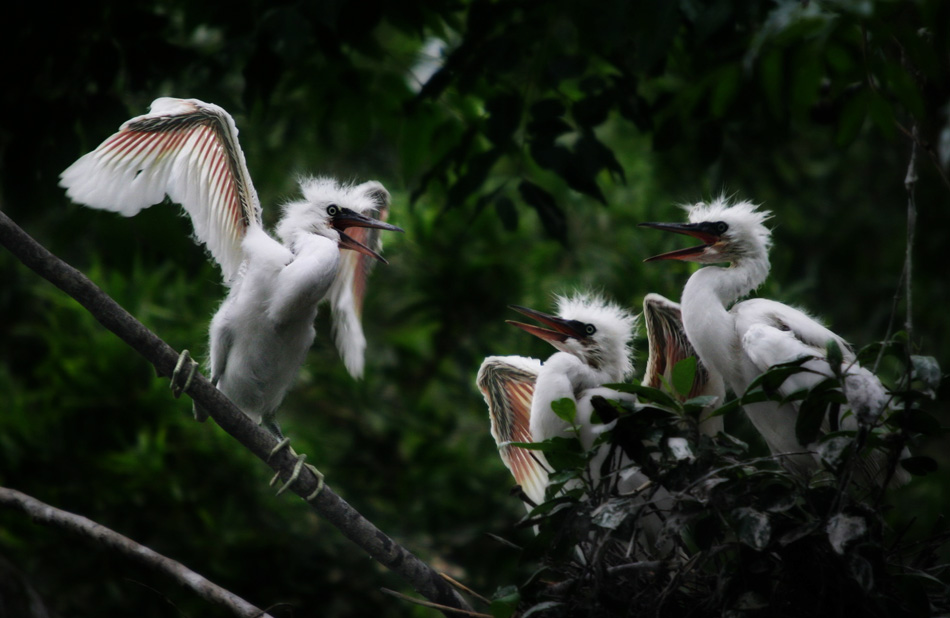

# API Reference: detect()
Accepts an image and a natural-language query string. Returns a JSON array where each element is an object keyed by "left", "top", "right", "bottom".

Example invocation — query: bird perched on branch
[
  {"left": 640, "top": 197, "right": 906, "bottom": 485},
  {"left": 477, "top": 293, "right": 722, "bottom": 557},
  {"left": 59, "top": 98, "right": 403, "bottom": 481}
]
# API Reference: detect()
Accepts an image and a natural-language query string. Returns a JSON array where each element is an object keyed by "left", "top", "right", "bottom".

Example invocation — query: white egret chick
[
  {"left": 640, "top": 198, "right": 906, "bottom": 486},
  {"left": 60, "top": 97, "right": 403, "bottom": 494}
]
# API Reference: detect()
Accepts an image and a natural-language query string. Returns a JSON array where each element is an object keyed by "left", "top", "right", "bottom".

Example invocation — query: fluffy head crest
[
  {"left": 685, "top": 196, "right": 773, "bottom": 263},
  {"left": 275, "top": 176, "right": 391, "bottom": 247},
  {"left": 554, "top": 292, "right": 637, "bottom": 381}
]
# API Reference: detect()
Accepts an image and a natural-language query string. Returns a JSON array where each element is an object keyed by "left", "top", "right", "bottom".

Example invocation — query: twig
[
  {"left": 440, "top": 572, "right": 493, "bottom": 606},
  {"left": 0, "top": 486, "right": 271, "bottom": 618},
  {"left": 860, "top": 25, "right": 950, "bottom": 194},
  {"left": 872, "top": 263, "right": 906, "bottom": 374},
  {"left": 0, "top": 210, "right": 471, "bottom": 617},
  {"left": 606, "top": 560, "right": 671, "bottom": 574},
  {"left": 380, "top": 588, "right": 493, "bottom": 617},
  {"left": 484, "top": 532, "right": 522, "bottom": 550}
]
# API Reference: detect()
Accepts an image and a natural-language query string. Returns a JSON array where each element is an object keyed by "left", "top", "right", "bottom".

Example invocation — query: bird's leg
[
  {"left": 170, "top": 350, "right": 199, "bottom": 399},
  {"left": 265, "top": 424, "right": 325, "bottom": 501}
]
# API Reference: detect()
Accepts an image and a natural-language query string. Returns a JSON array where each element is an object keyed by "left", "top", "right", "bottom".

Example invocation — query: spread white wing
[
  {"left": 326, "top": 181, "right": 392, "bottom": 378},
  {"left": 60, "top": 97, "right": 262, "bottom": 282},
  {"left": 476, "top": 355, "right": 550, "bottom": 507}
]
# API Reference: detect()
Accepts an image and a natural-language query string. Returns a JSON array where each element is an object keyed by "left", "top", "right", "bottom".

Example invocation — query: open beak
[
  {"left": 338, "top": 230, "right": 388, "bottom": 264},
  {"left": 331, "top": 207, "right": 403, "bottom": 264},
  {"left": 331, "top": 207, "right": 404, "bottom": 233},
  {"left": 638, "top": 221, "right": 721, "bottom": 262},
  {"left": 506, "top": 305, "right": 589, "bottom": 343}
]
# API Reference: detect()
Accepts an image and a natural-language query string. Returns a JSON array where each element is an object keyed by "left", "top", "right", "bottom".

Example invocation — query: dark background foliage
[{"left": 0, "top": 0, "right": 947, "bottom": 616}]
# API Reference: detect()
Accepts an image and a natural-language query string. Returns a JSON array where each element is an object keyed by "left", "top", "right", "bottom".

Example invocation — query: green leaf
[
  {"left": 672, "top": 356, "right": 697, "bottom": 396},
  {"left": 605, "top": 381, "right": 678, "bottom": 409},
  {"left": 536, "top": 436, "right": 586, "bottom": 472},
  {"left": 683, "top": 395, "right": 720, "bottom": 409},
  {"left": 518, "top": 180, "right": 567, "bottom": 243},
  {"left": 490, "top": 585, "right": 520, "bottom": 618},
  {"left": 550, "top": 398, "right": 576, "bottom": 424},
  {"left": 707, "top": 397, "right": 744, "bottom": 419},
  {"left": 744, "top": 356, "right": 813, "bottom": 394},
  {"left": 825, "top": 339, "right": 844, "bottom": 378},
  {"left": 855, "top": 339, "right": 903, "bottom": 366}
]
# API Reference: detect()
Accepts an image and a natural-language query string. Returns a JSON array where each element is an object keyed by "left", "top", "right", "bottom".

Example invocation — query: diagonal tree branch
[
  {"left": 0, "top": 209, "right": 471, "bottom": 616},
  {"left": 0, "top": 487, "right": 273, "bottom": 618}
]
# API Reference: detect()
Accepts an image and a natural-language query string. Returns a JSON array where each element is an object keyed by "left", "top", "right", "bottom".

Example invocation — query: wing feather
[
  {"left": 476, "top": 356, "right": 550, "bottom": 506},
  {"left": 60, "top": 97, "right": 262, "bottom": 282}
]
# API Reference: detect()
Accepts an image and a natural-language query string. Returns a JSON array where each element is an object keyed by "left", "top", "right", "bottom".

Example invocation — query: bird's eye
[
  {"left": 585, "top": 324, "right": 597, "bottom": 336},
  {"left": 715, "top": 221, "right": 728, "bottom": 234},
  {"left": 327, "top": 205, "right": 339, "bottom": 216}
]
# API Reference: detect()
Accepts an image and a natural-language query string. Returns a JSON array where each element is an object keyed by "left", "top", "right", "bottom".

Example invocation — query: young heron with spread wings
[
  {"left": 477, "top": 293, "right": 723, "bottom": 557},
  {"left": 60, "top": 98, "right": 403, "bottom": 494}
]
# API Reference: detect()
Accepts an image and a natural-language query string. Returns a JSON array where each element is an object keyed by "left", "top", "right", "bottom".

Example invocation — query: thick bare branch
[
  {"left": 0, "top": 209, "right": 470, "bottom": 615},
  {"left": 0, "top": 487, "right": 272, "bottom": 618}
]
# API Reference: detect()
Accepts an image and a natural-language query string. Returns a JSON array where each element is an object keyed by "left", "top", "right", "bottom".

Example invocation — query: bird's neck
[
  {"left": 531, "top": 353, "right": 608, "bottom": 442},
  {"left": 686, "top": 254, "right": 770, "bottom": 307},
  {"left": 287, "top": 231, "right": 335, "bottom": 256},
  {"left": 680, "top": 256, "right": 769, "bottom": 389}
]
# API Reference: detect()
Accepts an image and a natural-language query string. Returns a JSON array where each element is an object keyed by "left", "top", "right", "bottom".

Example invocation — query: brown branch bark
[
  {"left": 0, "top": 487, "right": 273, "bottom": 618},
  {"left": 0, "top": 209, "right": 470, "bottom": 615}
]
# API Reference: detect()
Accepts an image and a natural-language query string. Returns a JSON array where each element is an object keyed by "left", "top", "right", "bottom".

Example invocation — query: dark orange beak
[{"left": 638, "top": 221, "right": 722, "bottom": 262}]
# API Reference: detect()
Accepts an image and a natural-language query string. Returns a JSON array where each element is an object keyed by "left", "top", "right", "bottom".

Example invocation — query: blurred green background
[{"left": 0, "top": 1, "right": 947, "bottom": 615}]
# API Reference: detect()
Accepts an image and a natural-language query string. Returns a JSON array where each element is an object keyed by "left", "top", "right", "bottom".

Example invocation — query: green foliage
[{"left": 493, "top": 355, "right": 947, "bottom": 618}]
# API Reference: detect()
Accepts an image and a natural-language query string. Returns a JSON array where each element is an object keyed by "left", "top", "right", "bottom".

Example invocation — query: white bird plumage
[
  {"left": 477, "top": 292, "right": 723, "bottom": 557},
  {"left": 60, "top": 97, "right": 402, "bottom": 437},
  {"left": 641, "top": 197, "right": 905, "bottom": 484},
  {"left": 60, "top": 98, "right": 261, "bottom": 282}
]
